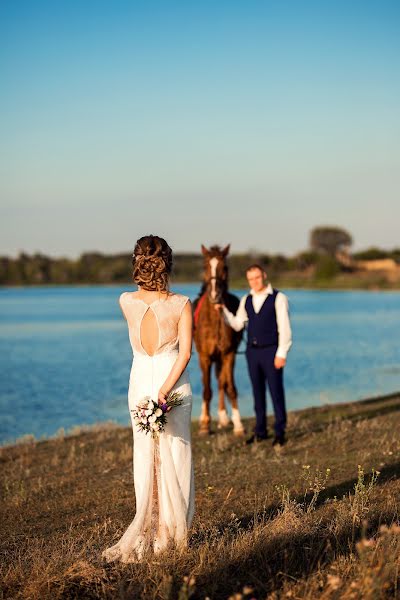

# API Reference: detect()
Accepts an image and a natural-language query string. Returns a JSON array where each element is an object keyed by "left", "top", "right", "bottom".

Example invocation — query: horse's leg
[
  {"left": 222, "top": 352, "right": 245, "bottom": 436},
  {"left": 216, "top": 357, "right": 230, "bottom": 429},
  {"left": 199, "top": 353, "right": 212, "bottom": 435}
]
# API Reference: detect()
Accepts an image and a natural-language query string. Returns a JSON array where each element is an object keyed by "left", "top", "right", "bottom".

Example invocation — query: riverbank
[
  {"left": 1, "top": 392, "right": 400, "bottom": 599},
  {"left": 228, "top": 272, "right": 400, "bottom": 291},
  {"left": 2, "top": 272, "right": 400, "bottom": 290},
  {"left": 2, "top": 248, "right": 400, "bottom": 290}
]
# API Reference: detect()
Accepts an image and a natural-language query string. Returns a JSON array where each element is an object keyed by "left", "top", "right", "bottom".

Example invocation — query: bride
[{"left": 101, "top": 234, "right": 195, "bottom": 563}]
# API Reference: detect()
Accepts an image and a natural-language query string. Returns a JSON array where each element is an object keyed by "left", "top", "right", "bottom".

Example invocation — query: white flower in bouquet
[{"left": 130, "top": 391, "right": 184, "bottom": 438}]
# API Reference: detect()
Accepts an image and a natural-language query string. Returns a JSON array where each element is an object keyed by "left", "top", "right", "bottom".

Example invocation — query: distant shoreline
[
  {"left": 2, "top": 390, "right": 399, "bottom": 450},
  {"left": 1, "top": 282, "right": 400, "bottom": 292}
]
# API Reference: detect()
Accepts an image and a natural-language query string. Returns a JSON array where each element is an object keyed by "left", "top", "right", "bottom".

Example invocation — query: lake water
[{"left": 1, "top": 284, "right": 399, "bottom": 445}]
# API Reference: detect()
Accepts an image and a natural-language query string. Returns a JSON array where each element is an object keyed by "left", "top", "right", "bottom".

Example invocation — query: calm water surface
[{"left": 1, "top": 284, "right": 399, "bottom": 445}]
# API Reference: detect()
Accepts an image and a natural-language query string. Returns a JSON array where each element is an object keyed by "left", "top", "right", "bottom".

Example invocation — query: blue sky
[{"left": 1, "top": 1, "right": 399, "bottom": 258}]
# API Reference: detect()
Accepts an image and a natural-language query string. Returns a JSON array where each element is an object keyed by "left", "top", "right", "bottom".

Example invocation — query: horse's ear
[
  {"left": 201, "top": 244, "right": 209, "bottom": 256},
  {"left": 221, "top": 244, "right": 230, "bottom": 257}
]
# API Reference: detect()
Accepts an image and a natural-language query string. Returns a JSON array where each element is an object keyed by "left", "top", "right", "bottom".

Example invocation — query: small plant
[
  {"left": 301, "top": 464, "right": 331, "bottom": 513},
  {"left": 275, "top": 483, "right": 303, "bottom": 518},
  {"left": 348, "top": 465, "right": 380, "bottom": 525},
  {"left": 275, "top": 483, "right": 291, "bottom": 511}
]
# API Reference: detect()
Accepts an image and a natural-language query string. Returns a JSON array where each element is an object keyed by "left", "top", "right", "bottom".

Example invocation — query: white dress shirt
[{"left": 222, "top": 283, "right": 293, "bottom": 359}]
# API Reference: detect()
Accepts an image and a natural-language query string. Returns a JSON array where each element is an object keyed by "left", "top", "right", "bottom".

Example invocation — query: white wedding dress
[{"left": 101, "top": 291, "right": 195, "bottom": 563}]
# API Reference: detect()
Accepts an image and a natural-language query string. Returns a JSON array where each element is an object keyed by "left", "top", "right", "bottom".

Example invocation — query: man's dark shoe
[
  {"left": 246, "top": 434, "right": 268, "bottom": 445},
  {"left": 272, "top": 433, "right": 286, "bottom": 447}
]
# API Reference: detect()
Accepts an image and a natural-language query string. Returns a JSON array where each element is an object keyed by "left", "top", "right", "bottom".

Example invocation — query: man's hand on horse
[
  {"left": 274, "top": 356, "right": 286, "bottom": 369},
  {"left": 214, "top": 303, "right": 224, "bottom": 311}
]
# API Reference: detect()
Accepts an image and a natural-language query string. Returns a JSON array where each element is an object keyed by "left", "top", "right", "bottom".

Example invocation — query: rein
[{"left": 194, "top": 293, "right": 207, "bottom": 328}]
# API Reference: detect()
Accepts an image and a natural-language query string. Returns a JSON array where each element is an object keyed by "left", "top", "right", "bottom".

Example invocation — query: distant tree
[
  {"left": 390, "top": 248, "right": 400, "bottom": 264},
  {"left": 310, "top": 226, "right": 353, "bottom": 256},
  {"left": 295, "top": 251, "right": 319, "bottom": 270},
  {"left": 353, "top": 247, "right": 390, "bottom": 261},
  {"left": 268, "top": 254, "right": 289, "bottom": 272},
  {"left": 314, "top": 255, "right": 340, "bottom": 280}
]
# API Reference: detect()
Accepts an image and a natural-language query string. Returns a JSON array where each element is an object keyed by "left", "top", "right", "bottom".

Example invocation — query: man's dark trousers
[{"left": 246, "top": 345, "right": 287, "bottom": 438}]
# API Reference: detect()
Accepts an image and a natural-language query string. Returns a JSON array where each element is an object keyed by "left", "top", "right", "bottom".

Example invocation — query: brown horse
[{"left": 193, "top": 244, "right": 245, "bottom": 435}]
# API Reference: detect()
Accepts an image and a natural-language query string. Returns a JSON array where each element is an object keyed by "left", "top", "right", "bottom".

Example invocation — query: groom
[{"left": 216, "top": 264, "right": 292, "bottom": 446}]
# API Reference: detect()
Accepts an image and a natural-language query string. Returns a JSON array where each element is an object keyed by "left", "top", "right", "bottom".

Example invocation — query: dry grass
[{"left": 1, "top": 393, "right": 400, "bottom": 599}]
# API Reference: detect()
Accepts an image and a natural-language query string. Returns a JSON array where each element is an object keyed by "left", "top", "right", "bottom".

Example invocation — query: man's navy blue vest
[{"left": 245, "top": 289, "right": 279, "bottom": 348}]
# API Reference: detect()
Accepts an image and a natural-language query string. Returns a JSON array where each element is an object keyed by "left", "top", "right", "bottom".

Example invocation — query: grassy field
[{"left": 1, "top": 392, "right": 400, "bottom": 599}]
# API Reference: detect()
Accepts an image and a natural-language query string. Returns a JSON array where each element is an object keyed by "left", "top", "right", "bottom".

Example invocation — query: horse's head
[{"left": 201, "top": 244, "right": 230, "bottom": 304}]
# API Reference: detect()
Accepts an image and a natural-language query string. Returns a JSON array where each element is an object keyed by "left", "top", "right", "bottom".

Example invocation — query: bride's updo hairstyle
[{"left": 132, "top": 235, "right": 173, "bottom": 292}]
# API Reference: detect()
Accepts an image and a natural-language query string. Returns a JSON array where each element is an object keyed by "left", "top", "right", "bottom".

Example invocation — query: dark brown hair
[
  {"left": 246, "top": 263, "right": 266, "bottom": 274},
  {"left": 132, "top": 235, "right": 173, "bottom": 292}
]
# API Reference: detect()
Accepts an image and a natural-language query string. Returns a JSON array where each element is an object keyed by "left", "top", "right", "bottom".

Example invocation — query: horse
[{"left": 192, "top": 244, "right": 245, "bottom": 435}]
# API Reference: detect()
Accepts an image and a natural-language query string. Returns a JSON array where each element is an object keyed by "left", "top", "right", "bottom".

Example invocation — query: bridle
[
  {"left": 195, "top": 256, "right": 247, "bottom": 354},
  {"left": 205, "top": 259, "right": 232, "bottom": 351},
  {"left": 205, "top": 257, "right": 227, "bottom": 304}
]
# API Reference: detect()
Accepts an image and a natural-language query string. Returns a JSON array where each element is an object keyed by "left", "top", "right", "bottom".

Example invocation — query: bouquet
[{"left": 131, "top": 391, "right": 184, "bottom": 438}]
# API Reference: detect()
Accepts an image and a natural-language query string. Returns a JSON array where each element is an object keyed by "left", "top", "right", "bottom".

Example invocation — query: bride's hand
[{"left": 158, "top": 389, "right": 172, "bottom": 411}]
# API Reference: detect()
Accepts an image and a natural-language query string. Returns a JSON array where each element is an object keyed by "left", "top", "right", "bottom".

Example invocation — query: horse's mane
[{"left": 207, "top": 245, "right": 225, "bottom": 257}]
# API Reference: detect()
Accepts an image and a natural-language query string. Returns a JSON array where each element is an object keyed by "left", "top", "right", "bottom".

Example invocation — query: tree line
[{"left": 1, "top": 227, "right": 399, "bottom": 286}]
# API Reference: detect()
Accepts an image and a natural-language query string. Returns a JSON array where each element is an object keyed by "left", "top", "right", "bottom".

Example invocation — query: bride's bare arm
[
  {"left": 119, "top": 293, "right": 128, "bottom": 321},
  {"left": 158, "top": 300, "right": 192, "bottom": 403}
]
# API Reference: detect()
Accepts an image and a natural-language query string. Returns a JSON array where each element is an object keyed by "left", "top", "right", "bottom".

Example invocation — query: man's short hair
[{"left": 246, "top": 263, "right": 266, "bottom": 274}]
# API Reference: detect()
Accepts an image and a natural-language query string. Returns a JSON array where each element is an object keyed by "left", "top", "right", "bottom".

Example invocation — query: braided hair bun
[{"left": 132, "top": 235, "right": 173, "bottom": 291}]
